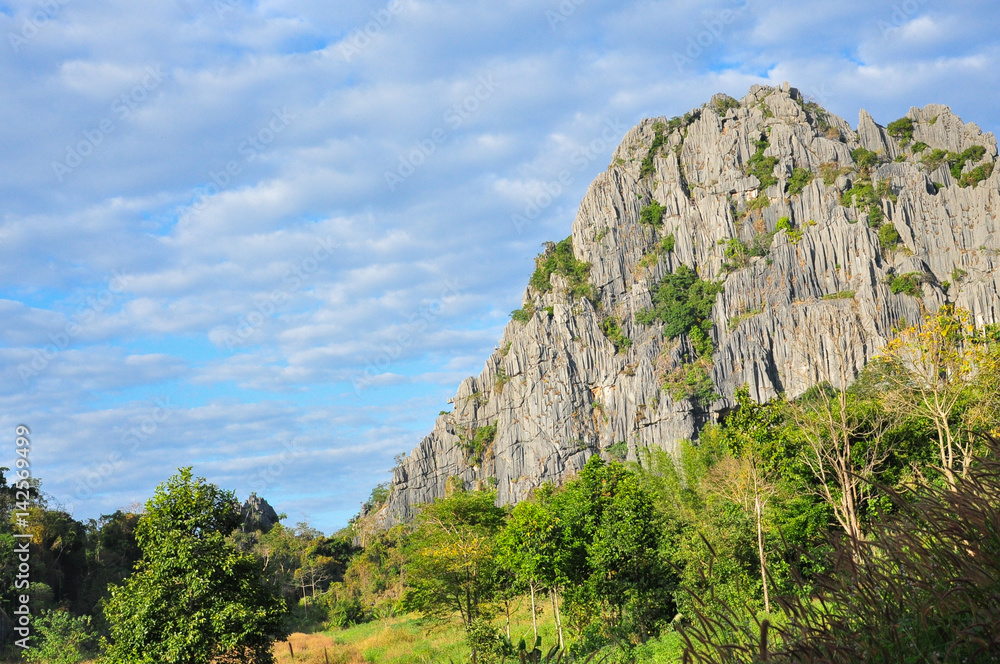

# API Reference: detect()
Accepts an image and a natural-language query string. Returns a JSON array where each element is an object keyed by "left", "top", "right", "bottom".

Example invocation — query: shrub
[
  {"left": 636, "top": 265, "right": 723, "bottom": 341},
  {"left": 511, "top": 304, "right": 534, "bottom": 324},
  {"left": 601, "top": 316, "right": 632, "bottom": 354},
  {"left": 851, "top": 147, "right": 881, "bottom": 173},
  {"left": 746, "top": 193, "right": 770, "bottom": 211},
  {"left": 529, "top": 237, "right": 593, "bottom": 300},
  {"left": 746, "top": 137, "right": 779, "bottom": 189},
  {"left": 886, "top": 117, "right": 914, "bottom": 143},
  {"left": 639, "top": 201, "right": 667, "bottom": 227},
  {"left": 24, "top": 610, "right": 98, "bottom": 664},
  {"left": 958, "top": 161, "right": 994, "bottom": 188},
  {"left": 921, "top": 148, "right": 949, "bottom": 172},
  {"left": 820, "top": 162, "right": 851, "bottom": 185},
  {"left": 641, "top": 122, "right": 668, "bottom": 178},
  {"left": 787, "top": 167, "right": 814, "bottom": 195},
  {"left": 949, "top": 145, "right": 987, "bottom": 179},
  {"left": 889, "top": 272, "right": 922, "bottom": 296},
  {"left": 721, "top": 237, "right": 750, "bottom": 271},
  {"left": 680, "top": 436, "right": 1000, "bottom": 663},
  {"left": 878, "top": 224, "right": 901, "bottom": 250},
  {"left": 710, "top": 94, "right": 741, "bottom": 117},
  {"left": 638, "top": 234, "right": 676, "bottom": 269},
  {"left": 822, "top": 290, "right": 856, "bottom": 300},
  {"left": 663, "top": 360, "right": 718, "bottom": 406},
  {"left": 775, "top": 216, "right": 802, "bottom": 243},
  {"left": 911, "top": 141, "right": 929, "bottom": 153},
  {"left": 460, "top": 423, "right": 498, "bottom": 462}
]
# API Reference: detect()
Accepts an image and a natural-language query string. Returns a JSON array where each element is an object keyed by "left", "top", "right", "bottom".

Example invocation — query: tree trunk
[
  {"left": 553, "top": 586, "right": 564, "bottom": 649},
  {"left": 755, "top": 494, "right": 770, "bottom": 613},
  {"left": 529, "top": 583, "right": 538, "bottom": 641}
]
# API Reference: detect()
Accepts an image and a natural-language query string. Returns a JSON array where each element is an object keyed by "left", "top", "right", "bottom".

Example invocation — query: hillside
[{"left": 368, "top": 82, "right": 1000, "bottom": 529}]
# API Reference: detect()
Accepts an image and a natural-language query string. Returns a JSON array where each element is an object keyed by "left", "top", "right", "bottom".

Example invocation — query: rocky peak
[
  {"left": 241, "top": 492, "right": 280, "bottom": 533},
  {"left": 371, "top": 83, "right": 1000, "bottom": 528}
]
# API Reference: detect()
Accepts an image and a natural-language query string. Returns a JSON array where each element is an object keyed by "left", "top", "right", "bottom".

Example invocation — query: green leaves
[
  {"left": 529, "top": 237, "right": 594, "bottom": 301},
  {"left": 101, "top": 468, "right": 286, "bottom": 664},
  {"left": 636, "top": 264, "right": 722, "bottom": 342}
]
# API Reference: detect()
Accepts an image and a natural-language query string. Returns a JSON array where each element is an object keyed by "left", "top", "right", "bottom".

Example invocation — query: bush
[
  {"left": 681, "top": 436, "right": 1000, "bottom": 663},
  {"left": 787, "top": 167, "right": 814, "bottom": 195},
  {"left": 529, "top": 237, "right": 593, "bottom": 300},
  {"left": 851, "top": 147, "right": 881, "bottom": 172},
  {"left": 641, "top": 122, "right": 668, "bottom": 178},
  {"left": 24, "top": 610, "right": 98, "bottom": 664},
  {"left": 601, "top": 316, "right": 632, "bottom": 354},
  {"left": 710, "top": 94, "right": 741, "bottom": 117},
  {"left": 636, "top": 265, "right": 723, "bottom": 341},
  {"left": 889, "top": 273, "right": 922, "bottom": 296},
  {"left": 878, "top": 224, "right": 901, "bottom": 250},
  {"left": 639, "top": 201, "right": 667, "bottom": 227},
  {"left": 746, "top": 137, "right": 779, "bottom": 189},
  {"left": 949, "top": 145, "right": 987, "bottom": 179},
  {"left": 511, "top": 305, "right": 534, "bottom": 324},
  {"left": 958, "top": 161, "right": 994, "bottom": 188},
  {"left": 911, "top": 141, "right": 929, "bottom": 153},
  {"left": 886, "top": 117, "right": 914, "bottom": 143}
]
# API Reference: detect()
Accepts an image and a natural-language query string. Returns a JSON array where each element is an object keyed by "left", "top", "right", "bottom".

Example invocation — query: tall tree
[
  {"left": 401, "top": 489, "right": 505, "bottom": 663},
  {"left": 101, "top": 468, "right": 287, "bottom": 664},
  {"left": 877, "top": 307, "right": 1000, "bottom": 489}
]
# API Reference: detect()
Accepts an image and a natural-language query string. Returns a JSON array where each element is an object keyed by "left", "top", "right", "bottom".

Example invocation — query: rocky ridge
[{"left": 371, "top": 83, "right": 1000, "bottom": 528}]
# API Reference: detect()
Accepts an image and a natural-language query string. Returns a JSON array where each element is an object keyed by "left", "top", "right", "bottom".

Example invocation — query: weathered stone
[{"left": 371, "top": 85, "right": 1000, "bottom": 528}]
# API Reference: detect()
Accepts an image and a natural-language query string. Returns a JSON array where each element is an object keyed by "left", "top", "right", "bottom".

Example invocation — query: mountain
[{"left": 367, "top": 82, "right": 1000, "bottom": 529}]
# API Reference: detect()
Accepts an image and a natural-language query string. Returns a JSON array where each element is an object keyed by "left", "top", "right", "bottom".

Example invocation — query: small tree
[
  {"left": 401, "top": 489, "right": 506, "bottom": 664},
  {"left": 101, "top": 468, "right": 287, "bottom": 664},
  {"left": 24, "top": 609, "right": 97, "bottom": 664},
  {"left": 877, "top": 307, "right": 1000, "bottom": 489}
]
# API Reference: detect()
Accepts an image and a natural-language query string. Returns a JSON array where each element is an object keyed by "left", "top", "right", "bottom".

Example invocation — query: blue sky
[{"left": 3, "top": 0, "right": 1000, "bottom": 533}]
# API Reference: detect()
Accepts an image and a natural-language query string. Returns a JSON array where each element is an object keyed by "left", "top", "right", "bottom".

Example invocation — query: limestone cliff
[{"left": 372, "top": 83, "right": 1000, "bottom": 527}]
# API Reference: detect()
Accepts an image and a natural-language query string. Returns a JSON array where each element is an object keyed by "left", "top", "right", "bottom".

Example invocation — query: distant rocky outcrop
[
  {"left": 371, "top": 83, "right": 1000, "bottom": 528},
  {"left": 241, "top": 493, "right": 280, "bottom": 532}
]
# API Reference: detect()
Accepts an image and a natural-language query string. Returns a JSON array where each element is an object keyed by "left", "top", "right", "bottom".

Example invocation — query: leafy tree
[
  {"left": 876, "top": 306, "right": 1000, "bottom": 489},
  {"left": 557, "top": 458, "right": 675, "bottom": 646},
  {"left": 636, "top": 264, "right": 722, "bottom": 340},
  {"left": 101, "top": 468, "right": 287, "bottom": 664},
  {"left": 401, "top": 489, "right": 506, "bottom": 663},
  {"left": 497, "top": 492, "right": 566, "bottom": 645}
]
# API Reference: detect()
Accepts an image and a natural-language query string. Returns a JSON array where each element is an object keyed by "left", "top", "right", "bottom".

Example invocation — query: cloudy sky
[{"left": 2, "top": 0, "right": 999, "bottom": 532}]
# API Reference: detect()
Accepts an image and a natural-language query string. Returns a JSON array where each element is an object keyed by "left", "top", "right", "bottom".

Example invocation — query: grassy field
[
  {"left": 274, "top": 597, "right": 562, "bottom": 664},
  {"left": 272, "top": 598, "right": 687, "bottom": 664}
]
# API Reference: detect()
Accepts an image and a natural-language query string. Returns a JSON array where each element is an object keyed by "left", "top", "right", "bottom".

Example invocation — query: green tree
[
  {"left": 401, "top": 489, "right": 506, "bottom": 663},
  {"left": 497, "top": 492, "right": 566, "bottom": 645},
  {"left": 101, "top": 468, "right": 287, "bottom": 664},
  {"left": 558, "top": 458, "right": 676, "bottom": 646}
]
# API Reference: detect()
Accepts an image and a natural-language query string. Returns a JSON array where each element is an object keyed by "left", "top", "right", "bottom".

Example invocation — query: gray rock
[
  {"left": 371, "top": 85, "right": 1000, "bottom": 528},
  {"left": 242, "top": 493, "right": 280, "bottom": 533}
]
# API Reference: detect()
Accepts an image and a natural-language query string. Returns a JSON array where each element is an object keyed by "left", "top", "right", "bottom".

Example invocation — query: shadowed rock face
[
  {"left": 242, "top": 493, "right": 280, "bottom": 533},
  {"left": 372, "top": 83, "right": 1000, "bottom": 528}
]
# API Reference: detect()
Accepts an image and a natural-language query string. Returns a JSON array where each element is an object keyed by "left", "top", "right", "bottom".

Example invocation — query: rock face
[
  {"left": 372, "top": 83, "right": 1000, "bottom": 528},
  {"left": 242, "top": 493, "right": 280, "bottom": 532}
]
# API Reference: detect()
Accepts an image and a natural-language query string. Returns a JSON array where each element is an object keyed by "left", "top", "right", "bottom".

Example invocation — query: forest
[{"left": 4, "top": 305, "right": 1000, "bottom": 663}]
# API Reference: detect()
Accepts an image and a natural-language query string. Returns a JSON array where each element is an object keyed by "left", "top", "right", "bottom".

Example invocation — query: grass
[{"left": 315, "top": 598, "right": 563, "bottom": 664}]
